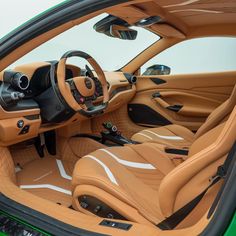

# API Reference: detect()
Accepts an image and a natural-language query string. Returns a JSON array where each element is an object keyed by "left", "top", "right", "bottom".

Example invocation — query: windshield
[
  {"left": 0, "top": 0, "right": 64, "bottom": 39},
  {"left": 8, "top": 13, "right": 159, "bottom": 71}
]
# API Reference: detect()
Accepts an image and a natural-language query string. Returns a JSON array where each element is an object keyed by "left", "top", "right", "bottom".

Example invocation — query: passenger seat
[
  {"left": 131, "top": 84, "right": 236, "bottom": 147},
  {"left": 71, "top": 106, "right": 236, "bottom": 227}
]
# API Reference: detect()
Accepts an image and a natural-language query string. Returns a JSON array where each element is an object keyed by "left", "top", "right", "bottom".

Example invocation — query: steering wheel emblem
[{"left": 84, "top": 77, "right": 92, "bottom": 89}]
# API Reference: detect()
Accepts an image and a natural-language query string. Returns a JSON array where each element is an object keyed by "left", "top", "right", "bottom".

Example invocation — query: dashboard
[{"left": 0, "top": 62, "right": 136, "bottom": 146}]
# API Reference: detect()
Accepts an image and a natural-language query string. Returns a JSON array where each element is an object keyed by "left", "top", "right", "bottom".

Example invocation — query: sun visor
[{"left": 150, "top": 23, "right": 185, "bottom": 39}]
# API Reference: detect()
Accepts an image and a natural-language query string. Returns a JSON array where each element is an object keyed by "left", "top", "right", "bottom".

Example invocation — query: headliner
[{"left": 108, "top": 0, "right": 236, "bottom": 38}]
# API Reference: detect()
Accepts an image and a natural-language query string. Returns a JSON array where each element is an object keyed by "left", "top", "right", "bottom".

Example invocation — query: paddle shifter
[{"left": 101, "top": 122, "right": 138, "bottom": 145}]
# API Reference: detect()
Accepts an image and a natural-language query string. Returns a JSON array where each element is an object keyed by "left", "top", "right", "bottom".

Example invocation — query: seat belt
[{"left": 157, "top": 142, "right": 236, "bottom": 230}]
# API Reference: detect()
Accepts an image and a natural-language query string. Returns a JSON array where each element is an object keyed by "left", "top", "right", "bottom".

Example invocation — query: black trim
[
  {"left": 35, "top": 61, "right": 75, "bottom": 123},
  {"left": 123, "top": 73, "right": 137, "bottom": 84},
  {"left": 150, "top": 78, "right": 166, "bottom": 85},
  {"left": 99, "top": 220, "right": 132, "bottom": 231},
  {"left": 167, "top": 105, "right": 183, "bottom": 112},
  {"left": 0, "top": 99, "right": 39, "bottom": 112},
  {"left": 165, "top": 148, "right": 189, "bottom": 156},
  {"left": 152, "top": 92, "right": 162, "bottom": 98},
  {"left": 0, "top": 194, "right": 107, "bottom": 236},
  {"left": 61, "top": 50, "right": 92, "bottom": 60},
  {"left": 79, "top": 102, "right": 108, "bottom": 117},
  {"left": 24, "top": 114, "right": 40, "bottom": 120},
  {"left": 128, "top": 104, "right": 171, "bottom": 126}
]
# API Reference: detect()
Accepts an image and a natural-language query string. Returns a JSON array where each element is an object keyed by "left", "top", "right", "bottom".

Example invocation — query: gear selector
[
  {"left": 101, "top": 122, "right": 138, "bottom": 146},
  {"left": 103, "top": 122, "right": 118, "bottom": 134}
]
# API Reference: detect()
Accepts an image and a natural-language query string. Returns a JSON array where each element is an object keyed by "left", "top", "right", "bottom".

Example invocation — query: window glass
[
  {"left": 9, "top": 14, "right": 159, "bottom": 71},
  {"left": 141, "top": 37, "right": 236, "bottom": 75}
]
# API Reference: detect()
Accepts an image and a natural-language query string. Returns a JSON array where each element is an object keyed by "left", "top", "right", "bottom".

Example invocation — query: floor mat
[
  {"left": 10, "top": 144, "right": 40, "bottom": 168},
  {"left": 13, "top": 137, "right": 105, "bottom": 207},
  {"left": 16, "top": 156, "right": 74, "bottom": 207}
]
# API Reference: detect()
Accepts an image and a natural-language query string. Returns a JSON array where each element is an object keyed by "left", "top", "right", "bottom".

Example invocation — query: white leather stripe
[
  {"left": 170, "top": 9, "right": 223, "bottom": 13},
  {"left": 56, "top": 159, "right": 72, "bottom": 180},
  {"left": 85, "top": 155, "right": 118, "bottom": 185},
  {"left": 20, "top": 184, "right": 72, "bottom": 195},
  {"left": 143, "top": 130, "right": 184, "bottom": 141},
  {"left": 136, "top": 133, "right": 153, "bottom": 140},
  {"left": 100, "top": 149, "right": 156, "bottom": 170},
  {"left": 164, "top": 0, "right": 200, "bottom": 8}
]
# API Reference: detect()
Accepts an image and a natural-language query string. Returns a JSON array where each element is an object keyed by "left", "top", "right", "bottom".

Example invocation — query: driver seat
[
  {"left": 71, "top": 106, "right": 236, "bottom": 227},
  {"left": 131, "top": 83, "right": 236, "bottom": 147}
]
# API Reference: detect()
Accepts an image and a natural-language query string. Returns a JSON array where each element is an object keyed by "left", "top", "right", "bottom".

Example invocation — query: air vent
[
  {"left": 123, "top": 73, "right": 137, "bottom": 84},
  {"left": 130, "top": 76, "right": 137, "bottom": 84}
]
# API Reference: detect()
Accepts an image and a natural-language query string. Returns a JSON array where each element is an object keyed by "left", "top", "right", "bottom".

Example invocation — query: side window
[{"left": 141, "top": 37, "right": 236, "bottom": 75}]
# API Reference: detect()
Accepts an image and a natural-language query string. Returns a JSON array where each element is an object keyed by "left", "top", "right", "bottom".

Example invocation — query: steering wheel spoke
[{"left": 85, "top": 64, "right": 95, "bottom": 78}]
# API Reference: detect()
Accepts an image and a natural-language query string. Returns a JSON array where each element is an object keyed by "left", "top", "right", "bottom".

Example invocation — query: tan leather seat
[
  {"left": 131, "top": 84, "right": 236, "bottom": 147},
  {"left": 72, "top": 106, "right": 236, "bottom": 227}
]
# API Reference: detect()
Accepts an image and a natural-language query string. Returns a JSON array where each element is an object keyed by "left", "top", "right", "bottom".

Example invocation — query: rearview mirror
[
  {"left": 94, "top": 15, "right": 138, "bottom": 40},
  {"left": 143, "top": 64, "right": 171, "bottom": 75},
  {"left": 110, "top": 25, "right": 137, "bottom": 40}
]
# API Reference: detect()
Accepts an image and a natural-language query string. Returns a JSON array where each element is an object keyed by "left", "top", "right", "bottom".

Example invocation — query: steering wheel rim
[{"left": 56, "top": 50, "right": 109, "bottom": 116}]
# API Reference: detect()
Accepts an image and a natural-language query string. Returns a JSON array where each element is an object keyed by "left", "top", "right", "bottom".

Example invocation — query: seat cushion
[
  {"left": 131, "top": 124, "right": 195, "bottom": 147},
  {"left": 72, "top": 143, "right": 175, "bottom": 223}
]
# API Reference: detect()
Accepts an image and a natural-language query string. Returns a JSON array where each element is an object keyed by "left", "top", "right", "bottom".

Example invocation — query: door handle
[
  {"left": 166, "top": 104, "right": 183, "bottom": 112},
  {"left": 152, "top": 92, "right": 183, "bottom": 113}
]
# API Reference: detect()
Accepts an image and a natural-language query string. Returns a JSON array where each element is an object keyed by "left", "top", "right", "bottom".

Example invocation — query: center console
[{"left": 101, "top": 122, "right": 139, "bottom": 146}]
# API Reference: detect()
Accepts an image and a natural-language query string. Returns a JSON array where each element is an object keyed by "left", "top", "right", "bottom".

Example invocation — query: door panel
[{"left": 129, "top": 71, "right": 236, "bottom": 131}]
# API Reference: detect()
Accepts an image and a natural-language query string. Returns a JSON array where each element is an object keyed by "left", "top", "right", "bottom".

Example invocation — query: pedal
[
  {"left": 44, "top": 130, "right": 57, "bottom": 155},
  {"left": 34, "top": 134, "right": 45, "bottom": 158},
  {"left": 15, "top": 163, "right": 23, "bottom": 173}
]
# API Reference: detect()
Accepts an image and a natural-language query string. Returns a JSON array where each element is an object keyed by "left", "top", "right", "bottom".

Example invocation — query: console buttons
[
  {"left": 107, "top": 213, "right": 114, "bottom": 219},
  {"left": 19, "top": 125, "right": 30, "bottom": 135},
  {"left": 80, "top": 201, "right": 89, "bottom": 209},
  {"left": 99, "top": 220, "right": 132, "bottom": 231},
  {"left": 17, "top": 120, "right": 24, "bottom": 128},
  {"left": 94, "top": 205, "right": 102, "bottom": 214},
  {"left": 79, "top": 97, "right": 85, "bottom": 103},
  {"left": 111, "top": 126, "right": 118, "bottom": 133}
]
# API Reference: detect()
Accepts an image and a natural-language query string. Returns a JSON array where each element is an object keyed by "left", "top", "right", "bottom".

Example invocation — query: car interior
[{"left": 0, "top": 0, "right": 236, "bottom": 235}]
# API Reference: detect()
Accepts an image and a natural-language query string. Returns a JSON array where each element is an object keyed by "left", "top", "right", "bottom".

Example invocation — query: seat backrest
[
  {"left": 158, "top": 106, "right": 236, "bottom": 226},
  {"left": 195, "top": 83, "right": 236, "bottom": 139}
]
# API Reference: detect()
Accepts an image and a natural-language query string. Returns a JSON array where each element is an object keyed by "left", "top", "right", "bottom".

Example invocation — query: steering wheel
[{"left": 56, "top": 50, "right": 109, "bottom": 116}]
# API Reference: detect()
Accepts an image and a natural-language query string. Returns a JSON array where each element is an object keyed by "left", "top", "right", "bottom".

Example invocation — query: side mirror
[
  {"left": 94, "top": 15, "right": 138, "bottom": 40},
  {"left": 110, "top": 25, "right": 137, "bottom": 40},
  {"left": 143, "top": 64, "right": 171, "bottom": 75}
]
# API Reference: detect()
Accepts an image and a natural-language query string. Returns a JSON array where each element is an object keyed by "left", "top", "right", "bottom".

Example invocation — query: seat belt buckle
[
  {"left": 209, "top": 165, "right": 226, "bottom": 183},
  {"left": 216, "top": 165, "right": 226, "bottom": 178}
]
